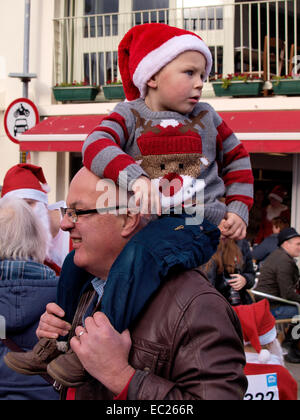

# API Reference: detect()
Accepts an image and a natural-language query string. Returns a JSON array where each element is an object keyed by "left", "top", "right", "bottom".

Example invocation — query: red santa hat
[
  {"left": 1, "top": 164, "right": 50, "bottom": 204},
  {"left": 233, "top": 300, "right": 277, "bottom": 364},
  {"left": 118, "top": 23, "right": 213, "bottom": 101},
  {"left": 268, "top": 185, "right": 287, "bottom": 203}
]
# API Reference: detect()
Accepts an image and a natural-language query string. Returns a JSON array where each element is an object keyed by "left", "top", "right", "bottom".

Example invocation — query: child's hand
[
  {"left": 218, "top": 213, "right": 247, "bottom": 240},
  {"left": 131, "top": 176, "right": 161, "bottom": 215}
]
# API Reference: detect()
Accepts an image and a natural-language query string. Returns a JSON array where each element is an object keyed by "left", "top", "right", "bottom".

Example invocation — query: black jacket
[{"left": 204, "top": 239, "right": 256, "bottom": 305}]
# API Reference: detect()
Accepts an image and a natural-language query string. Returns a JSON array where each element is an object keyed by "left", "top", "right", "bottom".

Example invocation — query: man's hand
[
  {"left": 218, "top": 213, "right": 247, "bottom": 240},
  {"left": 70, "top": 312, "right": 135, "bottom": 396},
  {"left": 131, "top": 176, "right": 161, "bottom": 215},
  {"left": 36, "top": 303, "right": 71, "bottom": 340}
]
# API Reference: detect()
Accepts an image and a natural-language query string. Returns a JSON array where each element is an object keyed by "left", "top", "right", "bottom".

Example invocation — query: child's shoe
[
  {"left": 4, "top": 338, "right": 67, "bottom": 376},
  {"left": 47, "top": 349, "right": 87, "bottom": 387}
]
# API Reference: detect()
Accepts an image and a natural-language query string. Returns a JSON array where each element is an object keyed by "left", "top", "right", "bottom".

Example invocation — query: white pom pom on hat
[
  {"left": 258, "top": 349, "right": 271, "bottom": 363},
  {"left": 233, "top": 299, "right": 277, "bottom": 364}
]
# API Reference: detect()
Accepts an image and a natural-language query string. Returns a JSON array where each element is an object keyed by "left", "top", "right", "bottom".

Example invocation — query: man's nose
[{"left": 60, "top": 213, "right": 75, "bottom": 232}]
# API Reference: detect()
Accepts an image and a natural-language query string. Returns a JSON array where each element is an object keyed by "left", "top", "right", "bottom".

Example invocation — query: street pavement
[{"left": 285, "top": 361, "right": 300, "bottom": 399}]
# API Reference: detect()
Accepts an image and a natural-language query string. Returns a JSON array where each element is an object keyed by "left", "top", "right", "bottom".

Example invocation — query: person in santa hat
[
  {"left": 83, "top": 23, "right": 253, "bottom": 239},
  {"left": 255, "top": 185, "right": 290, "bottom": 244},
  {"left": 81, "top": 24, "right": 253, "bottom": 327},
  {"left": 1, "top": 164, "right": 70, "bottom": 275},
  {"left": 234, "top": 300, "right": 298, "bottom": 400}
]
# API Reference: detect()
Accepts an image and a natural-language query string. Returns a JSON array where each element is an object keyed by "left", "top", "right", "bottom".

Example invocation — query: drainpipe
[
  {"left": 9, "top": 0, "right": 37, "bottom": 98},
  {"left": 22, "top": 0, "right": 31, "bottom": 98},
  {"left": 8, "top": 0, "right": 37, "bottom": 163}
]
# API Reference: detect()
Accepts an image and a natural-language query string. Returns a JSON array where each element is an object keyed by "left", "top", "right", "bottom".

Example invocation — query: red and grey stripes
[
  {"left": 216, "top": 119, "right": 254, "bottom": 221},
  {"left": 82, "top": 108, "right": 147, "bottom": 188}
]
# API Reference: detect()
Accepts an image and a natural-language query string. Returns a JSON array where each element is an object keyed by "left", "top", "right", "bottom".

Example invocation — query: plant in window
[
  {"left": 211, "top": 73, "right": 264, "bottom": 97},
  {"left": 54, "top": 79, "right": 101, "bottom": 89},
  {"left": 271, "top": 74, "right": 296, "bottom": 86},
  {"left": 102, "top": 78, "right": 125, "bottom": 100},
  {"left": 105, "top": 78, "right": 123, "bottom": 85},
  {"left": 212, "top": 73, "right": 263, "bottom": 90},
  {"left": 52, "top": 80, "right": 101, "bottom": 102},
  {"left": 271, "top": 73, "right": 300, "bottom": 95}
]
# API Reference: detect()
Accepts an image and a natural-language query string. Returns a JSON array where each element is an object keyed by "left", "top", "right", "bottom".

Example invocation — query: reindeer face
[
  {"left": 137, "top": 152, "right": 209, "bottom": 209},
  {"left": 132, "top": 109, "right": 210, "bottom": 209},
  {"left": 138, "top": 153, "right": 208, "bottom": 179}
]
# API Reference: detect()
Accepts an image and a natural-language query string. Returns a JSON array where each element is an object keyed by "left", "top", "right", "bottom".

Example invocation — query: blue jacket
[
  {"left": 0, "top": 260, "right": 59, "bottom": 400},
  {"left": 252, "top": 234, "right": 279, "bottom": 266}
]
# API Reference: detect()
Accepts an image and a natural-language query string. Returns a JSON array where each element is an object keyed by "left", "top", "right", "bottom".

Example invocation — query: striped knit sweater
[{"left": 83, "top": 99, "right": 253, "bottom": 226}]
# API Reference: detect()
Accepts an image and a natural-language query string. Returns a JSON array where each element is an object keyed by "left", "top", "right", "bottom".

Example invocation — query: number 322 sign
[
  {"left": 4, "top": 98, "right": 39, "bottom": 145},
  {"left": 244, "top": 373, "right": 279, "bottom": 400}
]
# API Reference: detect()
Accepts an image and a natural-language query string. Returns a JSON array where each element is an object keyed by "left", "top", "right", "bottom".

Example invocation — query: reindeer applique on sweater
[
  {"left": 132, "top": 109, "right": 209, "bottom": 209},
  {"left": 83, "top": 99, "right": 253, "bottom": 226}
]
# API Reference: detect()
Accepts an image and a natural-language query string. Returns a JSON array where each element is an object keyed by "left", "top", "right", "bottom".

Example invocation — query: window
[
  {"left": 65, "top": 0, "right": 74, "bottom": 17},
  {"left": 132, "top": 0, "right": 169, "bottom": 25},
  {"left": 84, "top": 0, "right": 118, "bottom": 14},
  {"left": 84, "top": 51, "right": 118, "bottom": 86},
  {"left": 209, "top": 46, "right": 223, "bottom": 78},
  {"left": 84, "top": 0, "right": 119, "bottom": 38},
  {"left": 184, "top": 7, "right": 223, "bottom": 31}
]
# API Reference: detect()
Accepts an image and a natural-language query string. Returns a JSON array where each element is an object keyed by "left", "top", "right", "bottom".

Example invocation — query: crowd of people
[{"left": 0, "top": 23, "right": 299, "bottom": 401}]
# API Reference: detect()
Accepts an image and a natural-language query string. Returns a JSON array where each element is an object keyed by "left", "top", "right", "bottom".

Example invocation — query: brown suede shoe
[
  {"left": 47, "top": 349, "right": 87, "bottom": 387},
  {"left": 4, "top": 338, "right": 65, "bottom": 376}
]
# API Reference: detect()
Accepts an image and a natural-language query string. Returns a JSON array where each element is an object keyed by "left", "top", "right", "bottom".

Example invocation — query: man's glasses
[{"left": 60, "top": 206, "right": 127, "bottom": 223}]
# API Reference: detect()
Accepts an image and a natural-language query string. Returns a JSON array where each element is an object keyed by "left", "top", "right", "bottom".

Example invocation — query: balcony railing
[{"left": 53, "top": 0, "right": 299, "bottom": 96}]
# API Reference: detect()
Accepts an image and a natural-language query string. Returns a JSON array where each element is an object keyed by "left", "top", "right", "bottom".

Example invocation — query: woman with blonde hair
[
  {"left": 0, "top": 197, "right": 58, "bottom": 400},
  {"left": 203, "top": 237, "right": 256, "bottom": 306}
]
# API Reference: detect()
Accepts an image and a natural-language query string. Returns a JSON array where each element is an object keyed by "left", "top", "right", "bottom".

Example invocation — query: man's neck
[{"left": 280, "top": 245, "right": 294, "bottom": 259}]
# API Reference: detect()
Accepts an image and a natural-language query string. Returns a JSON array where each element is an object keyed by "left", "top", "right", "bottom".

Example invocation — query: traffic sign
[{"left": 4, "top": 98, "right": 39, "bottom": 144}]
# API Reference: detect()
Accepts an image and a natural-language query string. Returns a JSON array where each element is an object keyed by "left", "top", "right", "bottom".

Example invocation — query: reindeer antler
[
  {"left": 179, "top": 111, "right": 208, "bottom": 134},
  {"left": 131, "top": 109, "right": 161, "bottom": 135}
]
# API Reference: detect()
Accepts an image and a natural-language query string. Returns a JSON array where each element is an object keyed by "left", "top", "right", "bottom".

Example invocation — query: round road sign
[{"left": 4, "top": 98, "right": 39, "bottom": 144}]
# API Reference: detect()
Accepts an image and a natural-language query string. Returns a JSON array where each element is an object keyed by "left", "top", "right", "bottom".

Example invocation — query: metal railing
[
  {"left": 251, "top": 289, "right": 300, "bottom": 316},
  {"left": 53, "top": 0, "right": 299, "bottom": 94}
]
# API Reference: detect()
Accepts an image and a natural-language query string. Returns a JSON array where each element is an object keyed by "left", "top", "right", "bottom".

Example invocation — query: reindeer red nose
[{"left": 159, "top": 173, "right": 183, "bottom": 197}]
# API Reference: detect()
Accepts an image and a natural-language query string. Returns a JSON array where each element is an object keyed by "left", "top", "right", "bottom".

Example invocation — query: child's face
[{"left": 146, "top": 51, "right": 206, "bottom": 114}]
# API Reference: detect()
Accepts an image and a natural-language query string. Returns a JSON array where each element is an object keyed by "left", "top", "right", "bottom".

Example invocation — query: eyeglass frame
[{"left": 60, "top": 205, "right": 128, "bottom": 223}]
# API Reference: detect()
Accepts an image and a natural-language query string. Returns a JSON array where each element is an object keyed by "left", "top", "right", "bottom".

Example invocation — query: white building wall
[{"left": 0, "top": 0, "right": 25, "bottom": 183}]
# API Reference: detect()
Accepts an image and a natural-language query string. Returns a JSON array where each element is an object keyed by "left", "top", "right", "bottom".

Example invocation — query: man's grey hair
[{"left": 0, "top": 196, "right": 47, "bottom": 263}]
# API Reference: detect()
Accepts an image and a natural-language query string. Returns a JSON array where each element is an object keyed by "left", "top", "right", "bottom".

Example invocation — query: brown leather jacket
[{"left": 63, "top": 269, "right": 247, "bottom": 400}]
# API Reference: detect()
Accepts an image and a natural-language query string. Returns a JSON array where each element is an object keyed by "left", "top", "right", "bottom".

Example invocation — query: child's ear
[{"left": 147, "top": 75, "right": 158, "bottom": 89}]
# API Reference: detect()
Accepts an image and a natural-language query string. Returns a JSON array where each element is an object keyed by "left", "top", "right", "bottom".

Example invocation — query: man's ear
[{"left": 120, "top": 211, "right": 141, "bottom": 238}]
